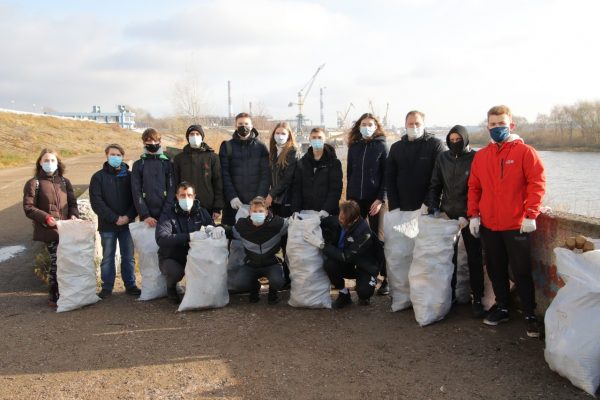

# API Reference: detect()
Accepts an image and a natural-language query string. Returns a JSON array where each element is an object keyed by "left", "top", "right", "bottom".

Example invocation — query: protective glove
[
  {"left": 420, "top": 204, "right": 429, "bottom": 215},
  {"left": 230, "top": 197, "right": 243, "bottom": 210},
  {"left": 318, "top": 210, "right": 329, "bottom": 219},
  {"left": 303, "top": 231, "right": 324, "bottom": 249},
  {"left": 210, "top": 226, "right": 225, "bottom": 240},
  {"left": 520, "top": 218, "right": 536, "bottom": 234},
  {"left": 190, "top": 229, "right": 208, "bottom": 241},
  {"left": 469, "top": 217, "right": 480, "bottom": 238},
  {"left": 458, "top": 217, "right": 469, "bottom": 230},
  {"left": 204, "top": 225, "right": 215, "bottom": 234}
]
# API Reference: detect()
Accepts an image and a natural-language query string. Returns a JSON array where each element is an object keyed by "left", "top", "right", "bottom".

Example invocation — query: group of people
[{"left": 22, "top": 105, "right": 546, "bottom": 337}]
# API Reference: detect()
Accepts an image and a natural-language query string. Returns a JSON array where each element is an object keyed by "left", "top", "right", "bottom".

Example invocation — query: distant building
[{"left": 47, "top": 105, "right": 135, "bottom": 129}]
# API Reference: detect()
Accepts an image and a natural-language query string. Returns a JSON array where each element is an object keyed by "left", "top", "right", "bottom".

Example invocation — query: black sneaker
[
  {"left": 98, "top": 289, "right": 112, "bottom": 299},
  {"left": 525, "top": 316, "right": 541, "bottom": 338},
  {"left": 167, "top": 286, "right": 180, "bottom": 304},
  {"left": 333, "top": 292, "right": 352, "bottom": 309},
  {"left": 483, "top": 305, "right": 509, "bottom": 326},
  {"left": 358, "top": 298, "right": 370, "bottom": 306},
  {"left": 471, "top": 300, "right": 485, "bottom": 319},
  {"left": 249, "top": 290, "right": 260, "bottom": 303},
  {"left": 268, "top": 289, "right": 279, "bottom": 305},
  {"left": 125, "top": 286, "right": 141, "bottom": 296},
  {"left": 377, "top": 279, "right": 389, "bottom": 296}
]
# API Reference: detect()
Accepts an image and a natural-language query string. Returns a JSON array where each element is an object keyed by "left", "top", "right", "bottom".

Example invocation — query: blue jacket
[{"left": 346, "top": 135, "right": 387, "bottom": 202}]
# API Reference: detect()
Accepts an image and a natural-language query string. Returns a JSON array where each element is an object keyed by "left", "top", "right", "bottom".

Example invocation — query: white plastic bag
[
  {"left": 383, "top": 209, "right": 420, "bottom": 312},
  {"left": 56, "top": 220, "right": 101, "bottom": 312},
  {"left": 178, "top": 232, "right": 229, "bottom": 311},
  {"left": 409, "top": 216, "right": 459, "bottom": 326},
  {"left": 129, "top": 222, "right": 166, "bottom": 300},
  {"left": 544, "top": 247, "right": 600, "bottom": 396},
  {"left": 287, "top": 212, "right": 331, "bottom": 309},
  {"left": 227, "top": 206, "right": 251, "bottom": 292},
  {"left": 454, "top": 234, "right": 471, "bottom": 304}
]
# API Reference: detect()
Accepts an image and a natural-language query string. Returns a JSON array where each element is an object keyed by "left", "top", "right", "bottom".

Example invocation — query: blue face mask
[
  {"left": 108, "top": 155, "right": 122, "bottom": 168},
  {"left": 250, "top": 212, "right": 266, "bottom": 225},
  {"left": 310, "top": 139, "right": 324, "bottom": 150},
  {"left": 490, "top": 126, "right": 510, "bottom": 143},
  {"left": 178, "top": 198, "right": 194, "bottom": 212}
]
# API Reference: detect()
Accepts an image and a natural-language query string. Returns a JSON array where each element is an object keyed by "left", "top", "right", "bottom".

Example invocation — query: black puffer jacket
[
  {"left": 155, "top": 200, "right": 213, "bottom": 265},
  {"left": 385, "top": 132, "right": 445, "bottom": 211},
  {"left": 89, "top": 162, "right": 138, "bottom": 232},
  {"left": 131, "top": 153, "right": 175, "bottom": 220},
  {"left": 426, "top": 129, "right": 476, "bottom": 219},
  {"left": 232, "top": 214, "right": 288, "bottom": 268},
  {"left": 291, "top": 144, "right": 343, "bottom": 215},
  {"left": 173, "top": 143, "right": 224, "bottom": 213},
  {"left": 269, "top": 147, "right": 298, "bottom": 206},
  {"left": 346, "top": 135, "right": 387, "bottom": 202},
  {"left": 219, "top": 129, "right": 270, "bottom": 204}
]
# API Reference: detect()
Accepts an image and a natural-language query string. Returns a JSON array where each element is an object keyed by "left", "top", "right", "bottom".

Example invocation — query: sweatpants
[
  {"left": 451, "top": 225, "right": 484, "bottom": 300},
  {"left": 323, "top": 258, "right": 377, "bottom": 300},
  {"left": 159, "top": 258, "right": 186, "bottom": 288},
  {"left": 480, "top": 225, "right": 536, "bottom": 316},
  {"left": 233, "top": 264, "right": 285, "bottom": 293}
]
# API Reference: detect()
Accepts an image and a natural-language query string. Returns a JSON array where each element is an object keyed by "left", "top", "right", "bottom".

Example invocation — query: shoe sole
[
  {"left": 483, "top": 317, "right": 509, "bottom": 326},
  {"left": 526, "top": 331, "right": 541, "bottom": 338}
]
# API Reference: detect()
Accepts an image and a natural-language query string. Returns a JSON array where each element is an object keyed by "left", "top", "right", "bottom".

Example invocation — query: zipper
[
  {"left": 360, "top": 143, "right": 367, "bottom": 199},
  {"left": 50, "top": 176, "right": 63, "bottom": 220}
]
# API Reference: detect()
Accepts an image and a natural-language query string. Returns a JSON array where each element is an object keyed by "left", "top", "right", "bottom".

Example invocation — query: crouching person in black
[
  {"left": 156, "top": 181, "right": 217, "bottom": 304},
  {"left": 229, "top": 196, "right": 287, "bottom": 305},
  {"left": 304, "top": 200, "right": 382, "bottom": 308}
]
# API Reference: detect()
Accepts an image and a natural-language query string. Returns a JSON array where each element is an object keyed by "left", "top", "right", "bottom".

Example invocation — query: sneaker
[
  {"left": 125, "top": 286, "right": 141, "bottom": 296},
  {"left": 47, "top": 299, "right": 58, "bottom": 308},
  {"left": 333, "top": 292, "right": 352, "bottom": 309},
  {"left": 167, "top": 286, "right": 180, "bottom": 304},
  {"left": 249, "top": 290, "right": 260, "bottom": 303},
  {"left": 483, "top": 305, "right": 509, "bottom": 326},
  {"left": 471, "top": 300, "right": 485, "bottom": 319},
  {"left": 268, "top": 290, "right": 279, "bottom": 305},
  {"left": 525, "top": 316, "right": 541, "bottom": 338},
  {"left": 376, "top": 279, "right": 389, "bottom": 296},
  {"left": 358, "top": 298, "right": 370, "bottom": 306},
  {"left": 98, "top": 289, "right": 112, "bottom": 299}
]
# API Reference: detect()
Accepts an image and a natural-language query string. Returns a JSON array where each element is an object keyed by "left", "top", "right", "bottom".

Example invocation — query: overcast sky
[{"left": 1, "top": 0, "right": 599, "bottom": 128}]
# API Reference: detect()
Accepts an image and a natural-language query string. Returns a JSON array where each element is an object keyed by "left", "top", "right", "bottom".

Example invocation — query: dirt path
[{"left": 0, "top": 157, "right": 587, "bottom": 399}]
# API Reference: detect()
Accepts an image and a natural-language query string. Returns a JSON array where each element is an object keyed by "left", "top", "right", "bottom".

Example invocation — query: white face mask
[
  {"left": 189, "top": 135, "right": 202, "bottom": 148},
  {"left": 274, "top": 133, "right": 289, "bottom": 145},
  {"left": 178, "top": 198, "right": 194, "bottom": 212},
  {"left": 360, "top": 125, "right": 376, "bottom": 138},
  {"left": 406, "top": 126, "right": 424, "bottom": 140}
]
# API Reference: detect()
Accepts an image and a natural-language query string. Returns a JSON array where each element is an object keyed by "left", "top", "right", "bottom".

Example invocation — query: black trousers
[
  {"left": 353, "top": 198, "right": 386, "bottom": 278},
  {"left": 47, "top": 241, "right": 58, "bottom": 297},
  {"left": 159, "top": 258, "right": 185, "bottom": 288},
  {"left": 480, "top": 225, "right": 536, "bottom": 316},
  {"left": 323, "top": 258, "right": 377, "bottom": 300},
  {"left": 222, "top": 205, "right": 236, "bottom": 227},
  {"left": 271, "top": 203, "right": 292, "bottom": 284},
  {"left": 451, "top": 225, "right": 484, "bottom": 300}
]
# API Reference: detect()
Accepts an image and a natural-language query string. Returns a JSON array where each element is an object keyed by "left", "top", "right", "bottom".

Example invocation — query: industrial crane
[
  {"left": 383, "top": 102, "right": 390, "bottom": 128},
  {"left": 337, "top": 102, "right": 354, "bottom": 129},
  {"left": 288, "top": 63, "right": 325, "bottom": 136}
]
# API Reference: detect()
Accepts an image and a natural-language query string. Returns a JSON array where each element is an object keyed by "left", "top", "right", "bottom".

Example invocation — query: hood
[
  {"left": 446, "top": 125, "right": 470, "bottom": 154},
  {"left": 182, "top": 142, "right": 214, "bottom": 153},
  {"left": 102, "top": 161, "right": 130, "bottom": 174}
]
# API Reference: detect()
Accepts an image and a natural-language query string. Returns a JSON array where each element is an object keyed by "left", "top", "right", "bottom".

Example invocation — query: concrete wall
[{"left": 531, "top": 211, "right": 600, "bottom": 312}]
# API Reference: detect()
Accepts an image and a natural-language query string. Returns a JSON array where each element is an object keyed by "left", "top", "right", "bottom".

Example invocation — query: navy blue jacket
[
  {"left": 89, "top": 162, "right": 138, "bottom": 232},
  {"left": 219, "top": 130, "right": 270, "bottom": 204},
  {"left": 346, "top": 135, "right": 387, "bottom": 202},
  {"left": 155, "top": 200, "right": 213, "bottom": 265},
  {"left": 131, "top": 153, "right": 175, "bottom": 220}
]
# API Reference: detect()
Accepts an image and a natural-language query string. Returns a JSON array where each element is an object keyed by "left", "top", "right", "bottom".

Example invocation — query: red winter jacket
[{"left": 467, "top": 135, "right": 545, "bottom": 231}]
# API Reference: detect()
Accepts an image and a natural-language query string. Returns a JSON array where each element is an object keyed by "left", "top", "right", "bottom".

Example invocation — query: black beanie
[{"left": 185, "top": 125, "right": 205, "bottom": 141}]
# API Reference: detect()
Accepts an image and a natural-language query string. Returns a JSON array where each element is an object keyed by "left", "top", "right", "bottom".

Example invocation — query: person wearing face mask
[
  {"left": 156, "top": 182, "right": 217, "bottom": 304},
  {"left": 227, "top": 196, "right": 288, "bottom": 304},
  {"left": 219, "top": 112, "right": 270, "bottom": 226},
  {"left": 426, "top": 125, "right": 484, "bottom": 317},
  {"left": 291, "top": 127, "right": 343, "bottom": 217},
  {"left": 90, "top": 144, "right": 140, "bottom": 299},
  {"left": 23, "top": 148, "right": 79, "bottom": 307},
  {"left": 173, "top": 124, "right": 224, "bottom": 222},
  {"left": 346, "top": 113, "right": 388, "bottom": 294},
  {"left": 131, "top": 128, "right": 175, "bottom": 228},
  {"left": 467, "top": 105, "right": 545, "bottom": 338},
  {"left": 303, "top": 201, "right": 383, "bottom": 308}
]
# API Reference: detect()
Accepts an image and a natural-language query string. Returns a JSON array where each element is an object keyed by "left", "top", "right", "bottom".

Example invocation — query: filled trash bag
[
  {"left": 287, "top": 212, "right": 331, "bottom": 309},
  {"left": 383, "top": 209, "right": 420, "bottom": 312},
  {"left": 129, "top": 222, "right": 166, "bottom": 300},
  {"left": 56, "top": 220, "right": 101, "bottom": 312},
  {"left": 545, "top": 247, "right": 600, "bottom": 396},
  {"left": 409, "top": 216, "right": 459, "bottom": 326}
]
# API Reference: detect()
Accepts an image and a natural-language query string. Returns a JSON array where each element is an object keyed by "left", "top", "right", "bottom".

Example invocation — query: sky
[{"left": 1, "top": 0, "right": 599, "bottom": 128}]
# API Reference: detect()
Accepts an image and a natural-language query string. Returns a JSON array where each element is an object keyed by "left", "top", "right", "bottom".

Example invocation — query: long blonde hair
[{"left": 269, "top": 121, "right": 297, "bottom": 168}]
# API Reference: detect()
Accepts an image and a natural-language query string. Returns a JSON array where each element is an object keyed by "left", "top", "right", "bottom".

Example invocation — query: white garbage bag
[
  {"left": 409, "top": 216, "right": 459, "bottom": 326},
  {"left": 178, "top": 232, "right": 229, "bottom": 311},
  {"left": 454, "top": 234, "right": 471, "bottom": 304},
  {"left": 383, "top": 209, "right": 420, "bottom": 312},
  {"left": 227, "top": 205, "right": 251, "bottom": 292},
  {"left": 287, "top": 212, "right": 331, "bottom": 309},
  {"left": 544, "top": 247, "right": 600, "bottom": 396},
  {"left": 56, "top": 220, "right": 101, "bottom": 312},
  {"left": 129, "top": 222, "right": 166, "bottom": 300}
]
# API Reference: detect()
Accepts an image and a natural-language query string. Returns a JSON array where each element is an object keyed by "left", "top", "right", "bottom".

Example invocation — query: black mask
[
  {"left": 448, "top": 140, "right": 464, "bottom": 155},
  {"left": 145, "top": 143, "right": 161, "bottom": 153},
  {"left": 237, "top": 126, "right": 251, "bottom": 137}
]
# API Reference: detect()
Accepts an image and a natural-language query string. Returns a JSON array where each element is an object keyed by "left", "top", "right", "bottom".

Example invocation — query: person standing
[
  {"left": 23, "top": 149, "right": 79, "bottom": 307},
  {"left": 468, "top": 105, "right": 545, "bottom": 338}
]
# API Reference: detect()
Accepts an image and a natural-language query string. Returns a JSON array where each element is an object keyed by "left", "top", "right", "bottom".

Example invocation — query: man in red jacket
[{"left": 467, "top": 105, "right": 545, "bottom": 338}]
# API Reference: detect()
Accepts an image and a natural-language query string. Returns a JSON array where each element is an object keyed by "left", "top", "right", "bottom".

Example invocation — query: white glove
[
  {"left": 469, "top": 217, "right": 480, "bottom": 238},
  {"left": 420, "top": 204, "right": 429, "bottom": 215},
  {"left": 210, "top": 226, "right": 225, "bottom": 239},
  {"left": 520, "top": 218, "right": 536, "bottom": 234},
  {"left": 458, "top": 217, "right": 469, "bottom": 230},
  {"left": 204, "top": 225, "right": 215, "bottom": 234},
  {"left": 303, "top": 231, "right": 324, "bottom": 249},
  {"left": 230, "top": 197, "right": 243, "bottom": 210},
  {"left": 318, "top": 210, "right": 329, "bottom": 219},
  {"left": 190, "top": 229, "right": 207, "bottom": 241}
]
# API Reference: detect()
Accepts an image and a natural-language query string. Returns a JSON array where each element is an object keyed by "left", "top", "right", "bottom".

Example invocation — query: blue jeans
[{"left": 99, "top": 229, "right": 136, "bottom": 292}]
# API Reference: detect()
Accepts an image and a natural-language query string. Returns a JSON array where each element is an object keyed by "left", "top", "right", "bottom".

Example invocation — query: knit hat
[{"left": 185, "top": 125, "right": 205, "bottom": 141}]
